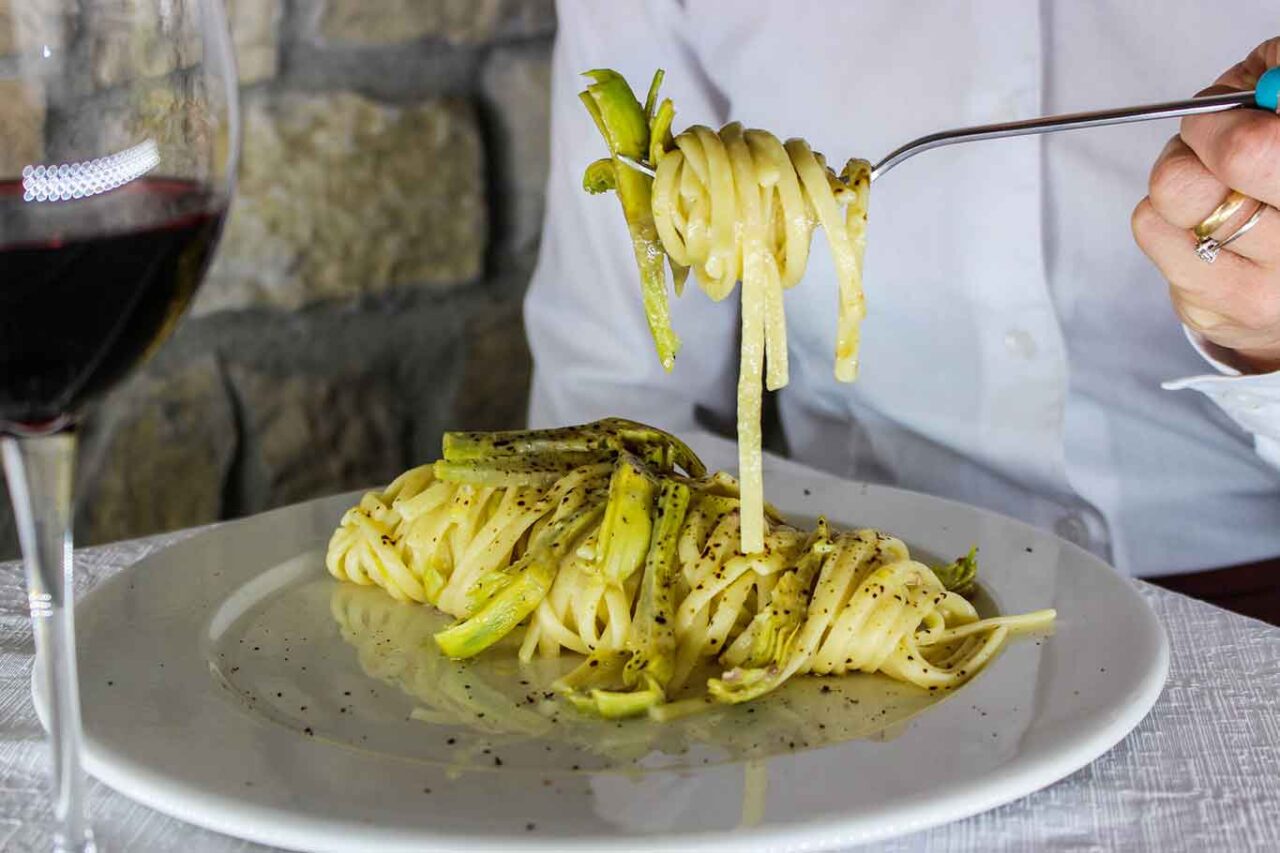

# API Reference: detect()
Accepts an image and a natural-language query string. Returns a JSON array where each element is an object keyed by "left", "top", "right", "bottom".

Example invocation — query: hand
[{"left": 1133, "top": 38, "right": 1280, "bottom": 373}]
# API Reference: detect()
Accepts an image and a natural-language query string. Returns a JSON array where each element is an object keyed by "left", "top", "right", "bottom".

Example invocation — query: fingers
[
  {"left": 1135, "top": 38, "right": 1280, "bottom": 370},
  {"left": 1228, "top": 37, "right": 1280, "bottom": 88},
  {"left": 1147, "top": 136, "right": 1229, "bottom": 228},
  {"left": 1133, "top": 197, "right": 1254, "bottom": 296},
  {"left": 1146, "top": 137, "right": 1278, "bottom": 264},
  {"left": 1172, "top": 37, "right": 1280, "bottom": 208},
  {"left": 1133, "top": 198, "right": 1280, "bottom": 349},
  {"left": 1179, "top": 38, "right": 1280, "bottom": 209},
  {"left": 1168, "top": 284, "right": 1280, "bottom": 358},
  {"left": 1217, "top": 203, "right": 1280, "bottom": 266},
  {"left": 1179, "top": 37, "right": 1280, "bottom": 207},
  {"left": 1180, "top": 107, "right": 1280, "bottom": 208}
]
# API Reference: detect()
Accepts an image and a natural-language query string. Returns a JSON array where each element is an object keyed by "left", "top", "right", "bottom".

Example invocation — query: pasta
[
  {"left": 327, "top": 419, "right": 1054, "bottom": 720},
  {"left": 582, "top": 69, "right": 870, "bottom": 553}
]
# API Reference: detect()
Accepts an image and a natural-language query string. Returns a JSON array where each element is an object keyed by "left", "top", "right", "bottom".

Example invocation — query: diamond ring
[{"left": 1194, "top": 203, "right": 1266, "bottom": 263}]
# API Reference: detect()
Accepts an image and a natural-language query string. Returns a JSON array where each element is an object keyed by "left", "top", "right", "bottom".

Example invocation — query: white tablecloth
[{"left": 2, "top": 528, "right": 1279, "bottom": 852}]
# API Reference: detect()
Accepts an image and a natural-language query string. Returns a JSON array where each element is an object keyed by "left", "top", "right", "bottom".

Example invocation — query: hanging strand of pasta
[
  {"left": 649, "top": 120, "right": 870, "bottom": 553},
  {"left": 327, "top": 420, "right": 1055, "bottom": 720}
]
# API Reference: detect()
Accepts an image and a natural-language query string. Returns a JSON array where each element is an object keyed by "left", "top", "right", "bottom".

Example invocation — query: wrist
[
  {"left": 1235, "top": 348, "right": 1280, "bottom": 374},
  {"left": 1190, "top": 332, "right": 1280, "bottom": 375},
  {"left": 1218, "top": 330, "right": 1280, "bottom": 373}
]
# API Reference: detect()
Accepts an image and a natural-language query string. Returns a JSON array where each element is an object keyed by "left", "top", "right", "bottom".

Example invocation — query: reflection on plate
[{"left": 209, "top": 562, "right": 949, "bottom": 776}]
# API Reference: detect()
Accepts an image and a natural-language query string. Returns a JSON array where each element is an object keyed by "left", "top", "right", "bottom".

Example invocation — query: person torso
[{"left": 537, "top": 0, "right": 1280, "bottom": 575}]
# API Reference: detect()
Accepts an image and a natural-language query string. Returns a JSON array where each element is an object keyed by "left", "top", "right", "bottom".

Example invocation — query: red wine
[{"left": 0, "top": 178, "right": 226, "bottom": 431}]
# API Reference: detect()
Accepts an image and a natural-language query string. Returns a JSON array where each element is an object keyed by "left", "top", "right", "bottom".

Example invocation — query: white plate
[{"left": 59, "top": 466, "right": 1167, "bottom": 852}]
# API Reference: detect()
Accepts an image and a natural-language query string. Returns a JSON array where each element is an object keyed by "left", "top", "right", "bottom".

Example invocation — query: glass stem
[{"left": 3, "top": 431, "right": 95, "bottom": 853}]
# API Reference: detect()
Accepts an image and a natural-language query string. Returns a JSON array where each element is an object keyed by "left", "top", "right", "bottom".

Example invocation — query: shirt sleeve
[
  {"left": 523, "top": 0, "right": 739, "bottom": 434},
  {"left": 1162, "top": 327, "right": 1280, "bottom": 469}
]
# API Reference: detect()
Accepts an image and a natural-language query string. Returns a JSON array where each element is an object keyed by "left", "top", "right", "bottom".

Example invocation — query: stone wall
[{"left": 0, "top": 0, "right": 554, "bottom": 556}]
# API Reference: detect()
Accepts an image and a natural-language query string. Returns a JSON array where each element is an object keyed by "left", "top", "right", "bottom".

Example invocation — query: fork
[{"left": 616, "top": 66, "right": 1280, "bottom": 184}]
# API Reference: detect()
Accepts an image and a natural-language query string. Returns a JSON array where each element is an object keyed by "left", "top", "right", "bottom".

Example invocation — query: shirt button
[
  {"left": 1004, "top": 328, "right": 1037, "bottom": 359},
  {"left": 1054, "top": 514, "right": 1090, "bottom": 547}
]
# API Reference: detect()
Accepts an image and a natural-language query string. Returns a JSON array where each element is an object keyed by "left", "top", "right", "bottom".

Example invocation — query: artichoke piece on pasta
[
  {"left": 595, "top": 454, "right": 657, "bottom": 586},
  {"left": 556, "top": 479, "right": 691, "bottom": 717},
  {"left": 433, "top": 453, "right": 607, "bottom": 488},
  {"left": 932, "top": 546, "right": 979, "bottom": 599},
  {"left": 579, "top": 69, "right": 680, "bottom": 370},
  {"left": 441, "top": 417, "right": 704, "bottom": 479},
  {"left": 434, "top": 487, "right": 606, "bottom": 659}
]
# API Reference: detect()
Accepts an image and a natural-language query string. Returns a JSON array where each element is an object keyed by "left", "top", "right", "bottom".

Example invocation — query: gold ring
[
  {"left": 1194, "top": 190, "right": 1251, "bottom": 239},
  {"left": 1195, "top": 203, "right": 1267, "bottom": 263}
]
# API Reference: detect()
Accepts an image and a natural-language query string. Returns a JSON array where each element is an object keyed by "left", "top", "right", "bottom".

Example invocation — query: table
[{"left": 3, "top": 529, "right": 1279, "bottom": 852}]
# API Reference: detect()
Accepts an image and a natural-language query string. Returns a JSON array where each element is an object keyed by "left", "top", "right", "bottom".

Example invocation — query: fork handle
[
  {"left": 872, "top": 67, "right": 1280, "bottom": 181},
  {"left": 1257, "top": 65, "right": 1280, "bottom": 110}
]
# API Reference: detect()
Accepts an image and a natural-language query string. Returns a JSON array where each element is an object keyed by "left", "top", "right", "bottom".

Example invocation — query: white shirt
[{"left": 525, "top": 0, "right": 1280, "bottom": 577}]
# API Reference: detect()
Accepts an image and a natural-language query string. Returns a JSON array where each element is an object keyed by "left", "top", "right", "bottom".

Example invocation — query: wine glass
[{"left": 0, "top": 2, "right": 239, "bottom": 849}]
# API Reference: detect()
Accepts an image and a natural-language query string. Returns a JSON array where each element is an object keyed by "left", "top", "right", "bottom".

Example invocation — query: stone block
[
  {"left": 280, "top": 33, "right": 478, "bottom": 103},
  {"left": 198, "top": 91, "right": 486, "bottom": 314},
  {"left": 45, "top": 69, "right": 241, "bottom": 182},
  {"left": 228, "top": 367, "right": 405, "bottom": 508},
  {"left": 481, "top": 43, "right": 551, "bottom": 255},
  {"left": 0, "top": 80, "right": 43, "bottom": 175},
  {"left": 317, "top": 0, "right": 554, "bottom": 46},
  {"left": 0, "top": 0, "right": 11, "bottom": 55},
  {"left": 0, "top": 0, "right": 66, "bottom": 58},
  {"left": 229, "top": 0, "right": 281, "bottom": 84},
  {"left": 77, "top": 357, "right": 237, "bottom": 545},
  {"left": 453, "top": 294, "right": 532, "bottom": 431},
  {"left": 491, "top": 0, "right": 557, "bottom": 42},
  {"left": 89, "top": 0, "right": 199, "bottom": 88},
  {"left": 88, "top": 0, "right": 278, "bottom": 87}
]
